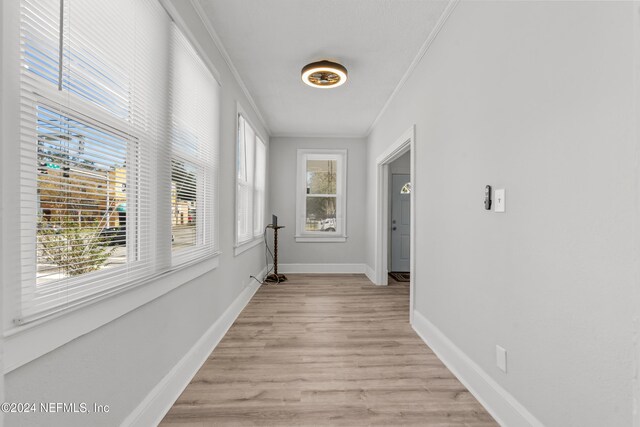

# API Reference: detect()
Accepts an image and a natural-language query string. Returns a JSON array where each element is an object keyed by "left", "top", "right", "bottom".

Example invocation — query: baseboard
[
  {"left": 364, "top": 264, "right": 376, "bottom": 284},
  {"left": 412, "top": 310, "right": 543, "bottom": 427},
  {"left": 278, "top": 263, "right": 366, "bottom": 274},
  {"left": 122, "top": 267, "right": 266, "bottom": 427}
]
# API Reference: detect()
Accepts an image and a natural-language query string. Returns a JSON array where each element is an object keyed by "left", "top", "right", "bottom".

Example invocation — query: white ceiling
[{"left": 195, "top": 0, "right": 450, "bottom": 137}]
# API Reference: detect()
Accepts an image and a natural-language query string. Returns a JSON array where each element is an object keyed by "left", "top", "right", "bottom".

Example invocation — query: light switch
[
  {"left": 494, "top": 189, "right": 505, "bottom": 212},
  {"left": 496, "top": 345, "right": 507, "bottom": 373}
]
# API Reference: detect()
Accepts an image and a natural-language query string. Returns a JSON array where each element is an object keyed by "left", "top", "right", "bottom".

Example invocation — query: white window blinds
[
  {"left": 169, "top": 26, "right": 219, "bottom": 264},
  {"left": 236, "top": 114, "right": 266, "bottom": 246},
  {"left": 17, "top": 0, "right": 219, "bottom": 323}
]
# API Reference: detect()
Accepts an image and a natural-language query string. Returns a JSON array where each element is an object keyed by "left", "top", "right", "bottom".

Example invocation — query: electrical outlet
[{"left": 496, "top": 345, "right": 507, "bottom": 373}]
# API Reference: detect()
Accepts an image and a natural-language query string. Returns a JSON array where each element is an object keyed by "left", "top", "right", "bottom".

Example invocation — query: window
[
  {"left": 170, "top": 27, "right": 219, "bottom": 264},
  {"left": 16, "top": 0, "right": 220, "bottom": 323},
  {"left": 235, "top": 112, "right": 267, "bottom": 251},
  {"left": 36, "top": 106, "right": 133, "bottom": 288},
  {"left": 295, "top": 149, "right": 347, "bottom": 242}
]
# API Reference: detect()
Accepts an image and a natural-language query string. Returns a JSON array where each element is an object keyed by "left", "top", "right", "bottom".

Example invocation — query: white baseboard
[
  {"left": 365, "top": 264, "right": 376, "bottom": 284},
  {"left": 122, "top": 267, "right": 266, "bottom": 427},
  {"left": 278, "top": 263, "right": 366, "bottom": 274},
  {"left": 412, "top": 310, "right": 543, "bottom": 427}
]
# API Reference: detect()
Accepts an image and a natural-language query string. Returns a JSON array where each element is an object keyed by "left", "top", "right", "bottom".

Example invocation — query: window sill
[
  {"left": 295, "top": 235, "right": 347, "bottom": 243},
  {"left": 234, "top": 236, "right": 264, "bottom": 256},
  {"left": 4, "top": 253, "right": 220, "bottom": 373}
]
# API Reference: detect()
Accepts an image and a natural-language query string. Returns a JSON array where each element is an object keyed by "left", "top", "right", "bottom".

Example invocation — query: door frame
[{"left": 375, "top": 125, "right": 415, "bottom": 323}]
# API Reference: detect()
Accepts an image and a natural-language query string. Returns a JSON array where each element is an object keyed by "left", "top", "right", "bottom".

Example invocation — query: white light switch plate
[
  {"left": 496, "top": 345, "right": 507, "bottom": 373},
  {"left": 494, "top": 189, "right": 505, "bottom": 212}
]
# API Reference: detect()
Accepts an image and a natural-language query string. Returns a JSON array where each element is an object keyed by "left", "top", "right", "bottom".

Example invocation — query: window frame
[
  {"left": 29, "top": 97, "right": 143, "bottom": 310},
  {"left": 234, "top": 104, "right": 267, "bottom": 255},
  {"left": 295, "top": 148, "right": 348, "bottom": 243}
]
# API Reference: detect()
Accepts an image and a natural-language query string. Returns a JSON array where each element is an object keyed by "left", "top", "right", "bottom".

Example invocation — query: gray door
[{"left": 391, "top": 174, "right": 410, "bottom": 272}]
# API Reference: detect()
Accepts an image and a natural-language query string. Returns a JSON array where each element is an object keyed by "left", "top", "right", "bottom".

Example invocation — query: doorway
[{"left": 375, "top": 125, "right": 415, "bottom": 322}]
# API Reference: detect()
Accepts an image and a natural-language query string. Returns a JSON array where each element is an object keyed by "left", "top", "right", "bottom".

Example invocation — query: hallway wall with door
[{"left": 365, "top": 1, "right": 639, "bottom": 426}]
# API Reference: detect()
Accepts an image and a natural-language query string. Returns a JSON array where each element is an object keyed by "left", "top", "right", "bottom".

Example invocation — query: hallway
[{"left": 161, "top": 275, "right": 496, "bottom": 426}]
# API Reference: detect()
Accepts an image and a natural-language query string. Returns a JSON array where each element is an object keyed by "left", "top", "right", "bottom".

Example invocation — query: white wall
[
  {"left": 269, "top": 137, "right": 367, "bottom": 269},
  {"left": 366, "top": 1, "right": 639, "bottom": 426},
  {"left": 0, "top": 0, "right": 6, "bottom": 422},
  {"left": 2, "top": 2, "right": 268, "bottom": 426}
]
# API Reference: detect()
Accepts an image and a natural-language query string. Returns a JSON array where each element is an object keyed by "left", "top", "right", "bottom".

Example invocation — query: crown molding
[
  {"left": 189, "top": 0, "right": 272, "bottom": 136},
  {"left": 270, "top": 132, "right": 367, "bottom": 140},
  {"left": 365, "top": 0, "right": 460, "bottom": 137}
]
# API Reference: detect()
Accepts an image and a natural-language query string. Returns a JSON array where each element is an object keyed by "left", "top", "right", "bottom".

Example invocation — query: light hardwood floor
[{"left": 160, "top": 274, "right": 496, "bottom": 426}]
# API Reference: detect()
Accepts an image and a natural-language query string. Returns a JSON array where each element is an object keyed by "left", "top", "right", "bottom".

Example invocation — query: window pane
[
  {"left": 36, "top": 107, "right": 128, "bottom": 286},
  {"left": 171, "top": 159, "right": 198, "bottom": 250},
  {"left": 253, "top": 137, "right": 266, "bottom": 235},
  {"left": 237, "top": 182, "right": 252, "bottom": 241},
  {"left": 306, "top": 159, "right": 337, "bottom": 195},
  {"left": 305, "top": 196, "right": 337, "bottom": 232},
  {"left": 237, "top": 116, "right": 246, "bottom": 181}
]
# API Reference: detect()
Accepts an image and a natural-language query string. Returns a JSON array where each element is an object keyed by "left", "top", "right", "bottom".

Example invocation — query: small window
[{"left": 295, "top": 149, "right": 347, "bottom": 242}]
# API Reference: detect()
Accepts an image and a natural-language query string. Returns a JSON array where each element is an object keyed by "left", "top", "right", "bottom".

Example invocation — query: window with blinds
[
  {"left": 17, "top": 0, "right": 220, "bottom": 323},
  {"left": 236, "top": 114, "right": 266, "bottom": 246},
  {"left": 170, "top": 27, "right": 218, "bottom": 263},
  {"left": 36, "top": 106, "right": 132, "bottom": 286}
]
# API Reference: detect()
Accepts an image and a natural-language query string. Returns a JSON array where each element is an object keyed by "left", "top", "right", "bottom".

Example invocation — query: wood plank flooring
[{"left": 160, "top": 274, "right": 496, "bottom": 426}]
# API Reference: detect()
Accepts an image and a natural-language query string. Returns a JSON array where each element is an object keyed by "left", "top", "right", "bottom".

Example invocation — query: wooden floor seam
[{"left": 160, "top": 274, "right": 497, "bottom": 427}]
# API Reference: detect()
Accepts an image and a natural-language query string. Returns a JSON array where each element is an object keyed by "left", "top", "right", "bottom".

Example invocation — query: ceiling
[{"left": 195, "top": 0, "right": 450, "bottom": 137}]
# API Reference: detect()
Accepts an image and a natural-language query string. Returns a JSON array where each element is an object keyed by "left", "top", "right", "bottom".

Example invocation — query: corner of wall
[
  {"left": 412, "top": 309, "right": 543, "bottom": 427},
  {"left": 365, "top": 265, "right": 376, "bottom": 284}
]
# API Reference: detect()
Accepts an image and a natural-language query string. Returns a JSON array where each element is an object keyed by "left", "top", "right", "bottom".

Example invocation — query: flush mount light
[{"left": 301, "top": 60, "right": 348, "bottom": 89}]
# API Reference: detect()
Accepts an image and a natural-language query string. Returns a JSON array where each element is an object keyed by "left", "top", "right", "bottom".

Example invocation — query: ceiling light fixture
[{"left": 301, "top": 60, "right": 348, "bottom": 89}]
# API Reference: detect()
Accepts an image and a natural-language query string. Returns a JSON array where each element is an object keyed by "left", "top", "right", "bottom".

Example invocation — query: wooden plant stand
[{"left": 265, "top": 225, "right": 287, "bottom": 283}]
